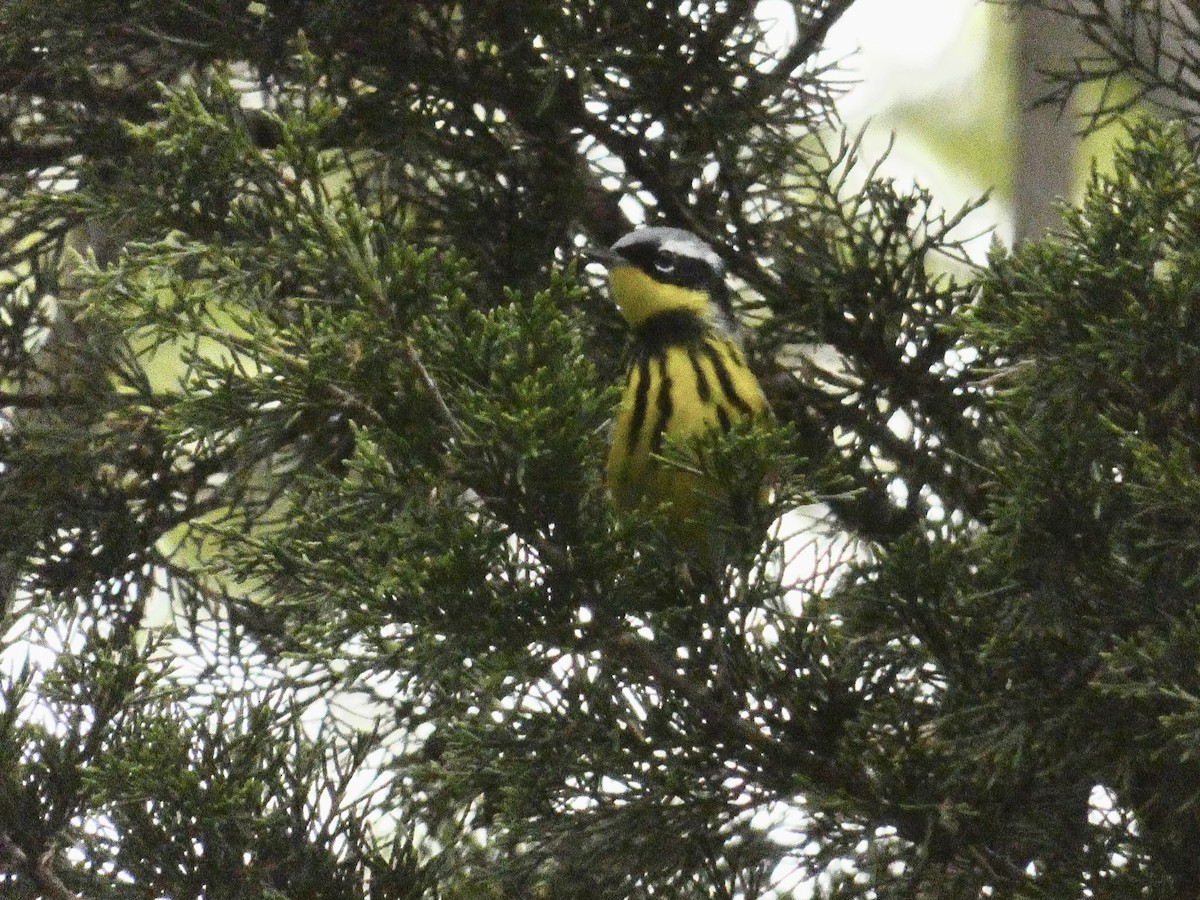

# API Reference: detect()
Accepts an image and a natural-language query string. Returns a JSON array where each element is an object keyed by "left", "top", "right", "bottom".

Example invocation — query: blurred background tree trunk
[{"left": 1011, "top": 2, "right": 1083, "bottom": 241}]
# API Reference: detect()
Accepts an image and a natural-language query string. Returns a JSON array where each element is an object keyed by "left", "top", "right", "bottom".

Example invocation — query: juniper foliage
[{"left": 3, "top": 1, "right": 1200, "bottom": 897}]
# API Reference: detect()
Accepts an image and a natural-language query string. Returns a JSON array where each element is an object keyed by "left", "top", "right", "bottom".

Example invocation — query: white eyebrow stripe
[{"left": 659, "top": 239, "right": 723, "bottom": 271}]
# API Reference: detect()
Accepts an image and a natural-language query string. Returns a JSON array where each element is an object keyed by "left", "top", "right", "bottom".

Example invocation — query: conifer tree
[{"left": 3, "top": 1, "right": 1200, "bottom": 897}]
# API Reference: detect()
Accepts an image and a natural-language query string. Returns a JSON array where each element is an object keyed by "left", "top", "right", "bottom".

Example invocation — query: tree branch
[{"left": 0, "top": 834, "right": 81, "bottom": 900}]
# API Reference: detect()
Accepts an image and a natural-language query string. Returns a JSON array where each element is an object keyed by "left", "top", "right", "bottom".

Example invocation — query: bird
[{"left": 595, "top": 226, "right": 771, "bottom": 565}]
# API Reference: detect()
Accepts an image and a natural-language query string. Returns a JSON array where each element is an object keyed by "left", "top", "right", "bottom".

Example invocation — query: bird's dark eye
[{"left": 653, "top": 249, "right": 677, "bottom": 274}]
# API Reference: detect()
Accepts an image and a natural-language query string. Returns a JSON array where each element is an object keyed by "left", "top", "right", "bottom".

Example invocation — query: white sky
[
  {"left": 824, "top": 0, "right": 981, "bottom": 117},
  {"left": 822, "top": 0, "right": 1009, "bottom": 249}
]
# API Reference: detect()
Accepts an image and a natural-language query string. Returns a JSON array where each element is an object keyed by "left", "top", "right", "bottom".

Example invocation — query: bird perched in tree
[{"left": 596, "top": 226, "right": 770, "bottom": 565}]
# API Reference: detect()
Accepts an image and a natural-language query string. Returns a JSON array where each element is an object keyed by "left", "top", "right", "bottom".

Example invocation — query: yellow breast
[{"left": 606, "top": 334, "right": 768, "bottom": 512}]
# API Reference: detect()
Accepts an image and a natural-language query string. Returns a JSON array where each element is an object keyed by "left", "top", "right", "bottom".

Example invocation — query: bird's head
[{"left": 596, "top": 227, "right": 736, "bottom": 334}]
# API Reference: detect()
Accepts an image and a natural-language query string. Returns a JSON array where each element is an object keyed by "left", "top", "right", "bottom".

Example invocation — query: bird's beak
[{"left": 582, "top": 246, "right": 626, "bottom": 269}]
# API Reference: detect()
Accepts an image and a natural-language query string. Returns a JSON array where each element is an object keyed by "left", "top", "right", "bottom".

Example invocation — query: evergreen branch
[
  {"left": 604, "top": 628, "right": 776, "bottom": 752},
  {"left": 0, "top": 834, "right": 81, "bottom": 900},
  {"left": 1016, "top": 0, "right": 1200, "bottom": 132},
  {"left": 285, "top": 174, "right": 468, "bottom": 444},
  {"left": 563, "top": 0, "right": 857, "bottom": 242},
  {"left": 598, "top": 624, "right": 877, "bottom": 803},
  {"left": 718, "top": 0, "right": 857, "bottom": 116},
  {"left": 274, "top": 168, "right": 580, "bottom": 575},
  {"left": 586, "top": 603, "right": 943, "bottom": 852}
]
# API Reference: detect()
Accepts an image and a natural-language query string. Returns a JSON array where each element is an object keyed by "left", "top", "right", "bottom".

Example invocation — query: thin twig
[
  {"left": 401, "top": 337, "right": 466, "bottom": 442},
  {"left": 326, "top": 383, "right": 385, "bottom": 426}
]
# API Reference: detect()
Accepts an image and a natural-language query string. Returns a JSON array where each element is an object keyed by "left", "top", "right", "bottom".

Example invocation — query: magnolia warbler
[{"left": 596, "top": 227, "right": 770, "bottom": 558}]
